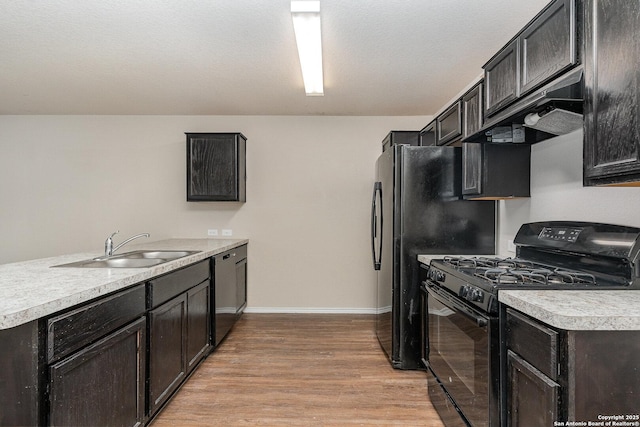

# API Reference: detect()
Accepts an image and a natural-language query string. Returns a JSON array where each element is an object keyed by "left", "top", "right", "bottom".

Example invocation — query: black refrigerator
[{"left": 371, "top": 144, "right": 496, "bottom": 370}]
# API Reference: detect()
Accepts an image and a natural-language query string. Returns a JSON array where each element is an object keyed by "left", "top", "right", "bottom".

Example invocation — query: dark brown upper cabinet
[
  {"left": 381, "top": 131, "right": 419, "bottom": 152},
  {"left": 462, "top": 143, "right": 531, "bottom": 200},
  {"left": 186, "top": 133, "right": 246, "bottom": 202},
  {"left": 583, "top": 0, "right": 640, "bottom": 186},
  {"left": 419, "top": 121, "right": 436, "bottom": 146},
  {"left": 484, "top": 0, "right": 578, "bottom": 117},
  {"left": 485, "top": 39, "right": 519, "bottom": 117},
  {"left": 436, "top": 101, "right": 463, "bottom": 145},
  {"left": 462, "top": 82, "right": 483, "bottom": 139}
]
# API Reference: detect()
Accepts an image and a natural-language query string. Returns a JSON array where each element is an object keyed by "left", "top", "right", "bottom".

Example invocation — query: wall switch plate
[
  {"left": 208, "top": 229, "right": 218, "bottom": 236},
  {"left": 222, "top": 229, "right": 233, "bottom": 237},
  {"left": 507, "top": 240, "right": 516, "bottom": 253}
]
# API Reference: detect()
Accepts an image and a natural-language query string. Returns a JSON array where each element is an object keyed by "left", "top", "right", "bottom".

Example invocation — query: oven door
[{"left": 426, "top": 283, "right": 499, "bottom": 427}]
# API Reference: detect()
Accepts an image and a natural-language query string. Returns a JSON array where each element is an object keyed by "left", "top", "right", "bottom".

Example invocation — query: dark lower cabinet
[
  {"left": 2, "top": 251, "right": 245, "bottom": 427},
  {"left": 583, "top": 0, "right": 640, "bottom": 186},
  {"left": 186, "top": 281, "right": 210, "bottom": 372},
  {"left": 505, "top": 307, "right": 640, "bottom": 425},
  {"left": 148, "top": 279, "right": 211, "bottom": 417},
  {"left": 148, "top": 294, "right": 187, "bottom": 417},
  {"left": 507, "top": 350, "right": 560, "bottom": 426},
  {"left": 49, "top": 317, "right": 146, "bottom": 427}
]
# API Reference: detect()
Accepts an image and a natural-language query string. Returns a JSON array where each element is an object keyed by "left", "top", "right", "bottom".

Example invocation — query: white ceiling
[{"left": 0, "top": 0, "right": 550, "bottom": 116}]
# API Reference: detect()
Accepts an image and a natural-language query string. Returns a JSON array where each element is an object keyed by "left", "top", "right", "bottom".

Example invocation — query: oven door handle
[{"left": 425, "top": 282, "right": 488, "bottom": 327}]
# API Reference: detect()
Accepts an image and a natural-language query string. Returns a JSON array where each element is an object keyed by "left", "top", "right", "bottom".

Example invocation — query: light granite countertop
[
  {"left": 0, "top": 238, "right": 248, "bottom": 330},
  {"left": 499, "top": 290, "right": 640, "bottom": 331}
]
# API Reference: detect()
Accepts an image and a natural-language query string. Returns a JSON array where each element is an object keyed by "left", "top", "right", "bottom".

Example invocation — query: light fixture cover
[{"left": 291, "top": 0, "right": 324, "bottom": 96}]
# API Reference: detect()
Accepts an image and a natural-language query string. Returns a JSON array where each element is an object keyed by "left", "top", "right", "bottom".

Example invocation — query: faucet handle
[{"left": 104, "top": 231, "right": 120, "bottom": 257}]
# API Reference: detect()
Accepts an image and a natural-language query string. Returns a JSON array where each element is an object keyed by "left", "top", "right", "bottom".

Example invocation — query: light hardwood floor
[{"left": 151, "top": 313, "right": 445, "bottom": 426}]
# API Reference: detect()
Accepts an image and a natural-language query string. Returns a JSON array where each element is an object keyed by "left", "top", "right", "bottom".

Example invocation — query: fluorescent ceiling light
[{"left": 291, "top": 0, "right": 324, "bottom": 96}]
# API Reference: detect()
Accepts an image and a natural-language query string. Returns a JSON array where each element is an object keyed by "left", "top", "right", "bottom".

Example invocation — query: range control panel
[{"left": 539, "top": 226, "right": 582, "bottom": 243}]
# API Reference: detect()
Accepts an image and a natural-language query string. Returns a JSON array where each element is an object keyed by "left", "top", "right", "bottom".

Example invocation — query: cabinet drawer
[
  {"left": 47, "top": 284, "right": 145, "bottom": 363},
  {"left": 506, "top": 308, "right": 559, "bottom": 380},
  {"left": 148, "top": 260, "right": 210, "bottom": 308}
]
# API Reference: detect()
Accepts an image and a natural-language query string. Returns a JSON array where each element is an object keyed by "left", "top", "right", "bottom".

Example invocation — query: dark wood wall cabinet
[
  {"left": 583, "top": 0, "right": 640, "bottom": 186},
  {"left": 462, "top": 82, "right": 483, "bottom": 140},
  {"left": 0, "top": 247, "right": 248, "bottom": 427},
  {"left": 419, "top": 121, "right": 436, "bottom": 147},
  {"left": 504, "top": 308, "right": 640, "bottom": 425},
  {"left": 436, "top": 101, "right": 463, "bottom": 145},
  {"left": 381, "top": 131, "right": 420, "bottom": 152},
  {"left": 186, "top": 132, "right": 247, "bottom": 202},
  {"left": 484, "top": 0, "right": 578, "bottom": 117},
  {"left": 462, "top": 143, "right": 531, "bottom": 199}
]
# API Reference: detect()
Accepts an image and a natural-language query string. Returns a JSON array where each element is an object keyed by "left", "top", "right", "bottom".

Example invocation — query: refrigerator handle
[{"left": 371, "top": 182, "right": 382, "bottom": 270}]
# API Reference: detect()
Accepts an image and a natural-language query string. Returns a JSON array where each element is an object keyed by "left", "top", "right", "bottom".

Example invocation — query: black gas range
[
  {"left": 422, "top": 221, "right": 640, "bottom": 427},
  {"left": 428, "top": 221, "right": 640, "bottom": 315}
]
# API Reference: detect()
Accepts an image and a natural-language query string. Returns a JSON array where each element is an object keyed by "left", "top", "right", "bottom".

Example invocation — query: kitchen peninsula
[{"left": 0, "top": 238, "right": 248, "bottom": 426}]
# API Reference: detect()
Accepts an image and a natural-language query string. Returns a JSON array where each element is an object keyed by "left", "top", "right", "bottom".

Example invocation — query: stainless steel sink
[{"left": 52, "top": 250, "right": 200, "bottom": 268}]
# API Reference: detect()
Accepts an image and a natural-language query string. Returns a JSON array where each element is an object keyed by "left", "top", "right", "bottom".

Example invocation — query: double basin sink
[{"left": 53, "top": 250, "right": 200, "bottom": 268}]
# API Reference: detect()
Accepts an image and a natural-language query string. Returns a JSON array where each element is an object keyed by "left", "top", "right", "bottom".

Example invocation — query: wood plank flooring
[{"left": 151, "top": 313, "right": 445, "bottom": 426}]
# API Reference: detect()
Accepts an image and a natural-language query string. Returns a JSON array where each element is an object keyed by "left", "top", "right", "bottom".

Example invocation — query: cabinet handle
[{"left": 223, "top": 254, "right": 231, "bottom": 260}]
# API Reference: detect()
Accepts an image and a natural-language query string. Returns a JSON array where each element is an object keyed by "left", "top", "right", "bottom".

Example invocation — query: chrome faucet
[{"left": 103, "top": 231, "right": 150, "bottom": 257}]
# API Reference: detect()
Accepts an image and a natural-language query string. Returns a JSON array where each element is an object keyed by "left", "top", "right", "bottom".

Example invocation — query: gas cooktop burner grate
[
  {"left": 443, "top": 256, "right": 598, "bottom": 287},
  {"left": 475, "top": 267, "right": 597, "bottom": 286}
]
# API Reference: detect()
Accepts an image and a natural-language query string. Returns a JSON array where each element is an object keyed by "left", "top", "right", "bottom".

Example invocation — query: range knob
[
  {"left": 459, "top": 285, "right": 470, "bottom": 299},
  {"left": 429, "top": 269, "right": 445, "bottom": 282},
  {"left": 470, "top": 288, "right": 485, "bottom": 302}
]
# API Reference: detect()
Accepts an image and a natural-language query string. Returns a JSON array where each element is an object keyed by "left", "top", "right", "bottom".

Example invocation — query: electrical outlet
[
  {"left": 222, "top": 229, "right": 233, "bottom": 237},
  {"left": 207, "top": 229, "right": 218, "bottom": 236}
]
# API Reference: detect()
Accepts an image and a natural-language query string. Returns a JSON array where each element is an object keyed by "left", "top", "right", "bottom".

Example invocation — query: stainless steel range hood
[{"left": 464, "top": 66, "right": 584, "bottom": 144}]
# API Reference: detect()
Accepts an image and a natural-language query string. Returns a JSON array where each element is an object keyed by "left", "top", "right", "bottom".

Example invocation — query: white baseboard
[{"left": 243, "top": 307, "right": 377, "bottom": 314}]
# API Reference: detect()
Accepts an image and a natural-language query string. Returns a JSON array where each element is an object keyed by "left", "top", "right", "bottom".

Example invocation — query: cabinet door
[
  {"left": 419, "top": 121, "right": 436, "bottom": 146},
  {"left": 235, "top": 257, "right": 247, "bottom": 315},
  {"left": 520, "top": 0, "right": 576, "bottom": 95},
  {"left": 462, "top": 143, "right": 482, "bottom": 195},
  {"left": 186, "top": 133, "right": 246, "bottom": 202},
  {"left": 507, "top": 350, "right": 560, "bottom": 427},
  {"left": 186, "top": 281, "right": 210, "bottom": 373},
  {"left": 436, "top": 101, "right": 462, "bottom": 145},
  {"left": 148, "top": 294, "right": 187, "bottom": 416},
  {"left": 49, "top": 317, "right": 146, "bottom": 427},
  {"left": 584, "top": 0, "right": 640, "bottom": 185},
  {"left": 485, "top": 39, "right": 519, "bottom": 116},
  {"left": 462, "top": 83, "right": 483, "bottom": 139}
]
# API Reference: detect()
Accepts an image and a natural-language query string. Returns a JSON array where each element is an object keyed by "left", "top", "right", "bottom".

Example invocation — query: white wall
[
  {"left": 0, "top": 115, "right": 429, "bottom": 312},
  {"left": 5, "top": 116, "right": 639, "bottom": 311},
  {"left": 498, "top": 129, "right": 640, "bottom": 255}
]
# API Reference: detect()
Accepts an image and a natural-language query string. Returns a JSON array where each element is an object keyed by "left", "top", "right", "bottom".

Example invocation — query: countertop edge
[
  {"left": 0, "top": 238, "right": 248, "bottom": 330},
  {"left": 499, "top": 290, "right": 640, "bottom": 331}
]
